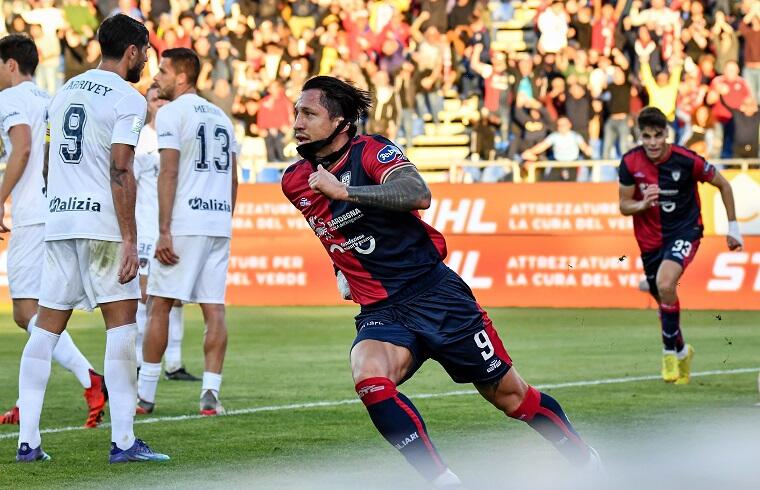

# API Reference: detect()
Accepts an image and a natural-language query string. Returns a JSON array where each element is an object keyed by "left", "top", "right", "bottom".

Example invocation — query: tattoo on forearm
[
  {"left": 110, "top": 159, "right": 128, "bottom": 187},
  {"left": 346, "top": 166, "right": 430, "bottom": 212}
]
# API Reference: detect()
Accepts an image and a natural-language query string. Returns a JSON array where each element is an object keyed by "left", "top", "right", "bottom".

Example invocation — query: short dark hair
[
  {"left": 97, "top": 14, "right": 149, "bottom": 60},
  {"left": 0, "top": 34, "right": 38, "bottom": 75},
  {"left": 161, "top": 48, "right": 200, "bottom": 86},
  {"left": 301, "top": 76, "right": 372, "bottom": 123},
  {"left": 637, "top": 107, "right": 668, "bottom": 131}
]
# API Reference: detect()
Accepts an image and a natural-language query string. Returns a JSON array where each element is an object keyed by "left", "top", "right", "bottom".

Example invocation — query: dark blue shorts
[
  {"left": 641, "top": 230, "right": 701, "bottom": 297},
  {"left": 352, "top": 263, "right": 512, "bottom": 385}
]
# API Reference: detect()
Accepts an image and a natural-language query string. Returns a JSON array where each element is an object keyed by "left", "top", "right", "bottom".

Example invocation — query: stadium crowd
[{"left": 1, "top": 0, "right": 759, "bottom": 182}]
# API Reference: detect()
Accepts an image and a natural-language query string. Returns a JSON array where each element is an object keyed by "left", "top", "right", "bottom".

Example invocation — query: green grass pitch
[{"left": 0, "top": 306, "right": 758, "bottom": 489}]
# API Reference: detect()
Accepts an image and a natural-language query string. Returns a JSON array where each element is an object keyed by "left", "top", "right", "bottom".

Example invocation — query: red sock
[
  {"left": 509, "top": 386, "right": 590, "bottom": 465},
  {"left": 355, "top": 377, "right": 447, "bottom": 481}
]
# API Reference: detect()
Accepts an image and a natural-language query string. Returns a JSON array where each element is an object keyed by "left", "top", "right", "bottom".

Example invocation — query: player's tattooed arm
[
  {"left": 346, "top": 166, "right": 432, "bottom": 212},
  {"left": 109, "top": 143, "right": 138, "bottom": 243}
]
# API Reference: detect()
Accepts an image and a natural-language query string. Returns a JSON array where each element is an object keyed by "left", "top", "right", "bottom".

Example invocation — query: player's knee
[
  {"left": 12, "top": 310, "right": 30, "bottom": 330},
  {"left": 506, "top": 385, "right": 541, "bottom": 421},
  {"left": 355, "top": 377, "right": 398, "bottom": 407},
  {"left": 656, "top": 277, "right": 677, "bottom": 298}
]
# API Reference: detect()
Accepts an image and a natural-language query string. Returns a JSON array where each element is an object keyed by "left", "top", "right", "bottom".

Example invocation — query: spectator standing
[
  {"left": 257, "top": 79, "right": 294, "bottom": 162},
  {"left": 739, "top": 3, "right": 760, "bottom": 101}
]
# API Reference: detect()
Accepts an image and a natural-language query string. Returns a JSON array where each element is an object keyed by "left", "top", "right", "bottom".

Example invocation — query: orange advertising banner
[
  {"left": 224, "top": 234, "right": 760, "bottom": 310},
  {"left": 1, "top": 182, "right": 756, "bottom": 309}
]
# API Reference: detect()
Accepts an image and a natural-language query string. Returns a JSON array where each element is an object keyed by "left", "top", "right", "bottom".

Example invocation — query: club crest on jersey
[
  {"left": 671, "top": 170, "right": 681, "bottom": 181},
  {"left": 377, "top": 144, "right": 404, "bottom": 164},
  {"left": 339, "top": 172, "right": 351, "bottom": 185}
]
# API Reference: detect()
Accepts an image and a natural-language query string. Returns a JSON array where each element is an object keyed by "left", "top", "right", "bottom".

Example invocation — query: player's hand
[
  {"left": 641, "top": 184, "right": 660, "bottom": 210},
  {"left": 308, "top": 164, "right": 349, "bottom": 200},
  {"left": 155, "top": 232, "right": 180, "bottom": 266},
  {"left": 727, "top": 221, "right": 744, "bottom": 251},
  {"left": 336, "top": 270, "right": 352, "bottom": 300},
  {"left": 118, "top": 241, "right": 139, "bottom": 284},
  {"left": 0, "top": 204, "right": 9, "bottom": 239}
]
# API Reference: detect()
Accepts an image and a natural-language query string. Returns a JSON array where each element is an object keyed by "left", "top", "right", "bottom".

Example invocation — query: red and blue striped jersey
[
  {"left": 618, "top": 144, "right": 716, "bottom": 252},
  {"left": 282, "top": 135, "right": 447, "bottom": 306}
]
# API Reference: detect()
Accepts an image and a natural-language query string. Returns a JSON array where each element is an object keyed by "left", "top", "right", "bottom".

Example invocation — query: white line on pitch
[{"left": 1, "top": 366, "right": 757, "bottom": 441}]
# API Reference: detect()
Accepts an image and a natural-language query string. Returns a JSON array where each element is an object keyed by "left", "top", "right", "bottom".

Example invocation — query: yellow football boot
[
  {"left": 661, "top": 352, "right": 679, "bottom": 383},
  {"left": 674, "top": 345, "right": 694, "bottom": 385}
]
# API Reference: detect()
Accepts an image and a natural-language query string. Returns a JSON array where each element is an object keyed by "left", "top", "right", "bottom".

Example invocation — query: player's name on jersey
[
  {"left": 62, "top": 79, "right": 114, "bottom": 96},
  {"left": 193, "top": 104, "right": 223, "bottom": 116},
  {"left": 49, "top": 196, "right": 102, "bottom": 213}
]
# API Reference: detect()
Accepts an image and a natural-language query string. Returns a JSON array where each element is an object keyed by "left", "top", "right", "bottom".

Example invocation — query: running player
[
  {"left": 137, "top": 48, "right": 237, "bottom": 415},
  {"left": 282, "top": 76, "right": 600, "bottom": 486},
  {"left": 619, "top": 107, "right": 743, "bottom": 384},
  {"left": 15, "top": 15, "right": 168, "bottom": 463},
  {"left": 134, "top": 84, "right": 199, "bottom": 381},
  {"left": 0, "top": 34, "right": 106, "bottom": 428}
]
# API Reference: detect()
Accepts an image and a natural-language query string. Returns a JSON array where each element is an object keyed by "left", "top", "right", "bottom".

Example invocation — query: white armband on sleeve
[{"left": 728, "top": 220, "right": 744, "bottom": 246}]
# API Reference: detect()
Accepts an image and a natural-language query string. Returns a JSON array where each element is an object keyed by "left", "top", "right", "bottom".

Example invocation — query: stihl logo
[
  {"left": 707, "top": 252, "right": 760, "bottom": 292},
  {"left": 422, "top": 199, "right": 496, "bottom": 233}
]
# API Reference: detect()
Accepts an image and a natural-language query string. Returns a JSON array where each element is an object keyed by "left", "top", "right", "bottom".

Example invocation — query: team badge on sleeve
[
  {"left": 376, "top": 144, "right": 406, "bottom": 164},
  {"left": 131, "top": 116, "right": 144, "bottom": 135}
]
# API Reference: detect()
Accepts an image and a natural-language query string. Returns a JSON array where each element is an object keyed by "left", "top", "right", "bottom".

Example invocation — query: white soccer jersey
[
  {"left": 155, "top": 93, "right": 238, "bottom": 238},
  {"left": 45, "top": 69, "right": 146, "bottom": 241},
  {"left": 0, "top": 81, "right": 51, "bottom": 226},
  {"left": 134, "top": 124, "right": 159, "bottom": 240}
]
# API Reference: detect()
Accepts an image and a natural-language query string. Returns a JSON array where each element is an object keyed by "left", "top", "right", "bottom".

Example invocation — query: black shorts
[
  {"left": 641, "top": 231, "right": 701, "bottom": 297},
  {"left": 352, "top": 263, "right": 512, "bottom": 385}
]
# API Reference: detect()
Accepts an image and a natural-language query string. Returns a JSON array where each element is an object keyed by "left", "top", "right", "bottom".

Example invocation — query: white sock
[
  {"left": 18, "top": 327, "right": 59, "bottom": 448},
  {"left": 105, "top": 324, "right": 138, "bottom": 450},
  {"left": 676, "top": 345, "right": 690, "bottom": 360},
  {"left": 135, "top": 302, "right": 147, "bottom": 367},
  {"left": 137, "top": 362, "right": 162, "bottom": 403},
  {"left": 202, "top": 371, "right": 222, "bottom": 397},
  {"left": 53, "top": 330, "right": 94, "bottom": 389},
  {"left": 165, "top": 306, "right": 184, "bottom": 372},
  {"left": 432, "top": 468, "right": 462, "bottom": 487}
]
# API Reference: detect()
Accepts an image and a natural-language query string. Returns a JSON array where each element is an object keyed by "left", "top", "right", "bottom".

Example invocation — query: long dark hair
[{"left": 301, "top": 76, "right": 372, "bottom": 123}]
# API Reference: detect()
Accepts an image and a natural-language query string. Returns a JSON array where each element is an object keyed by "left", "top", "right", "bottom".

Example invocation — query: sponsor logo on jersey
[
  {"left": 188, "top": 197, "right": 232, "bottom": 212},
  {"left": 159, "top": 131, "right": 174, "bottom": 138},
  {"left": 329, "top": 235, "right": 376, "bottom": 255},
  {"left": 671, "top": 170, "right": 681, "bottom": 181},
  {"left": 298, "top": 197, "right": 311, "bottom": 207},
  {"left": 49, "top": 196, "right": 102, "bottom": 213},
  {"left": 339, "top": 171, "right": 351, "bottom": 185},
  {"left": 326, "top": 208, "right": 362, "bottom": 230},
  {"left": 661, "top": 201, "right": 676, "bottom": 213},
  {"left": 376, "top": 144, "right": 404, "bottom": 164},
  {"left": 659, "top": 189, "right": 678, "bottom": 196}
]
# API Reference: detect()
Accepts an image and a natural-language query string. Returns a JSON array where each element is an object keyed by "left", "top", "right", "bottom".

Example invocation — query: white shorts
[
  {"left": 7, "top": 224, "right": 44, "bottom": 299},
  {"left": 147, "top": 235, "right": 230, "bottom": 304},
  {"left": 137, "top": 237, "right": 156, "bottom": 276},
  {"left": 39, "top": 239, "right": 140, "bottom": 311}
]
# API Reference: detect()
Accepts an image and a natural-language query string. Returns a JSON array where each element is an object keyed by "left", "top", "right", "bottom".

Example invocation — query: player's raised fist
[{"left": 308, "top": 164, "right": 349, "bottom": 200}]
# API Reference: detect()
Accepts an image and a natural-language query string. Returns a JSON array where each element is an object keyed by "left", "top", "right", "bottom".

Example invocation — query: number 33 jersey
[
  {"left": 155, "top": 93, "right": 238, "bottom": 238},
  {"left": 46, "top": 69, "right": 147, "bottom": 241}
]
